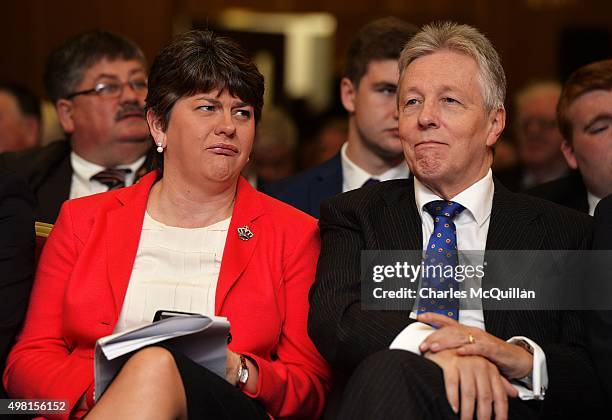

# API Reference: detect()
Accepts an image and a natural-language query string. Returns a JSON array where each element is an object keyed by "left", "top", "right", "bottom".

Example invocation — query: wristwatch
[
  {"left": 513, "top": 339, "right": 536, "bottom": 386},
  {"left": 514, "top": 339, "right": 534, "bottom": 355},
  {"left": 236, "top": 354, "right": 249, "bottom": 389}
]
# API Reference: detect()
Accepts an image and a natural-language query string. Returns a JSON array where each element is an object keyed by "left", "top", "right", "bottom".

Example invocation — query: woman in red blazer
[{"left": 4, "top": 31, "right": 330, "bottom": 419}]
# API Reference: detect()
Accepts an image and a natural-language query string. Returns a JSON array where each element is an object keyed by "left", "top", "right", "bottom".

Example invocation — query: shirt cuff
[
  {"left": 506, "top": 336, "right": 548, "bottom": 400},
  {"left": 389, "top": 322, "right": 435, "bottom": 354}
]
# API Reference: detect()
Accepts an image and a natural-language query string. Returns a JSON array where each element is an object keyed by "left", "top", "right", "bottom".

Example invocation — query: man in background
[
  {"left": 0, "top": 83, "right": 41, "bottom": 153},
  {"left": 496, "top": 81, "right": 568, "bottom": 191},
  {"left": 242, "top": 107, "right": 298, "bottom": 189},
  {"left": 0, "top": 30, "right": 153, "bottom": 223},
  {"left": 263, "top": 17, "right": 417, "bottom": 218},
  {"left": 528, "top": 59, "right": 612, "bottom": 215}
]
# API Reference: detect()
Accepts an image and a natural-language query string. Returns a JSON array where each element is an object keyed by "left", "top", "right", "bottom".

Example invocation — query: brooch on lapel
[{"left": 237, "top": 226, "right": 254, "bottom": 241}]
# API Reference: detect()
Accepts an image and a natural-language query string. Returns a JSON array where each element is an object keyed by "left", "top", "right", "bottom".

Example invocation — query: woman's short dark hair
[{"left": 146, "top": 30, "right": 265, "bottom": 131}]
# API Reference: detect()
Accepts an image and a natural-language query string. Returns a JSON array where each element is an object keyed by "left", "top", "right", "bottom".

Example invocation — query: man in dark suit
[
  {"left": 0, "top": 30, "right": 153, "bottom": 223},
  {"left": 0, "top": 169, "right": 34, "bottom": 400},
  {"left": 587, "top": 195, "right": 612, "bottom": 400},
  {"left": 527, "top": 59, "right": 612, "bottom": 215},
  {"left": 309, "top": 21, "right": 601, "bottom": 419},
  {"left": 263, "top": 18, "right": 416, "bottom": 218}
]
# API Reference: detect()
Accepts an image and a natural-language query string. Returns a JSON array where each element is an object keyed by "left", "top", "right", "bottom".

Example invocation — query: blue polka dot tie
[{"left": 417, "top": 200, "right": 466, "bottom": 320}]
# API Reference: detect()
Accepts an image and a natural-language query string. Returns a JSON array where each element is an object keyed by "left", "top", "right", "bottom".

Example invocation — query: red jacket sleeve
[
  {"left": 3, "top": 201, "right": 93, "bottom": 420},
  {"left": 241, "top": 223, "right": 331, "bottom": 418}
]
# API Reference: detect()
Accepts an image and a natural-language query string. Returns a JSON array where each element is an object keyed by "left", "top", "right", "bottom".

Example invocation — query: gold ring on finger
[{"left": 467, "top": 333, "right": 475, "bottom": 344}]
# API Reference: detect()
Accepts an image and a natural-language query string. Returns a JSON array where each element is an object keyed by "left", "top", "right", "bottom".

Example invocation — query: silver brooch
[{"left": 237, "top": 226, "right": 254, "bottom": 241}]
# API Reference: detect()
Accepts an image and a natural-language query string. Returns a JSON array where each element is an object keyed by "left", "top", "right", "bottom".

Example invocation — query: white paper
[{"left": 94, "top": 315, "right": 230, "bottom": 401}]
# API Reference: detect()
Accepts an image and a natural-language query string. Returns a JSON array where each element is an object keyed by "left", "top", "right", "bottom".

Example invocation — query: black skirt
[{"left": 156, "top": 345, "right": 269, "bottom": 420}]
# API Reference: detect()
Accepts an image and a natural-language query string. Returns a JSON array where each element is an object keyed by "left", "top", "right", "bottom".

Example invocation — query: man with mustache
[
  {"left": 0, "top": 30, "right": 152, "bottom": 223},
  {"left": 263, "top": 18, "right": 416, "bottom": 218}
]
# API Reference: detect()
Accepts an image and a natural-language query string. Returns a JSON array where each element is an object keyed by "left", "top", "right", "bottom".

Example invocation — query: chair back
[{"left": 34, "top": 221, "right": 53, "bottom": 265}]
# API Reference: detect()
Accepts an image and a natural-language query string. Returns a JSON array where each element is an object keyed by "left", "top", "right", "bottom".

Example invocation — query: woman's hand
[
  {"left": 225, "top": 350, "right": 241, "bottom": 386},
  {"left": 225, "top": 350, "right": 259, "bottom": 394},
  {"left": 417, "top": 313, "right": 534, "bottom": 380}
]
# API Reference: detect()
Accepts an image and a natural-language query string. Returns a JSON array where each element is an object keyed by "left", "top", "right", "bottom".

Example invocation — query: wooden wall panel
[{"left": 0, "top": 0, "right": 610, "bottom": 111}]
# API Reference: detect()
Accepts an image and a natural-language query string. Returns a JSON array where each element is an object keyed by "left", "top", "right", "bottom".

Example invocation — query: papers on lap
[{"left": 94, "top": 315, "right": 230, "bottom": 401}]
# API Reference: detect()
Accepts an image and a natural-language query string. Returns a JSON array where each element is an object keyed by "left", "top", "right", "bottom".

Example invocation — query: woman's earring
[{"left": 156, "top": 142, "right": 164, "bottom": 153}]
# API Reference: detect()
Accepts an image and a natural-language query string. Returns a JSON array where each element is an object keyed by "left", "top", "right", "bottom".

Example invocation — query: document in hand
[{"left": 94, "top": 315, "right": 230, "bottom": 401}]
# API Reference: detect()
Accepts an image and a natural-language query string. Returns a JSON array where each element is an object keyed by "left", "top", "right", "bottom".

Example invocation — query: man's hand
[
  {"left": 425, "top": 348, "right": 517, "bottom": 420},
  {"left": 418, "top": 313, "right": 534, "bottom": 379}
]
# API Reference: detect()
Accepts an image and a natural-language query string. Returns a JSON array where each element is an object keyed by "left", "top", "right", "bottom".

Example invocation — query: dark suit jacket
[
  {"left": 526, "top": 170, "right": 588, "bottom": 213},
  {"left": 587, "top": 194, "right": 612, "bottom": 399},
  {"left": 309, "top": 177, "right": 601, "bottom": 417},
  {"left": 262, "top": 153, "right": 342, "bottom": 218},
  {"left": 0, "top": 170, "right": 35, "bottom": 399},
  {"left": 0, "top": 140, "right": 154, "bottom": 224},
  {"left": 493, "top": 165, "right": 525, "bottom": 192}
]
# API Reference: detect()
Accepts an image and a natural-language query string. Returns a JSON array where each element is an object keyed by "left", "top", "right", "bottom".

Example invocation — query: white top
[
  {"left": 389, "top": 170, "right": 548, "bottom": 400},
  {"left": 114, "top": 212, "right": 231, "bottom": 333},
  {"left": 340, "top": 143, "right": 410, "bottom": 193},
  {"left": 69, "top": 152, "right": 145, "bottom": 199}
]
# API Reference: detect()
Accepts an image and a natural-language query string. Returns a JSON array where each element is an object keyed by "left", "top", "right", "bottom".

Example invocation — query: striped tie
[{"left": 91, "top": 168, "right": 131, "bottom": 190}]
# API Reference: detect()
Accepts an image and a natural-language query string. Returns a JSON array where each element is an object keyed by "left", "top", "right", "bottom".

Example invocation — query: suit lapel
[
  {"left": 106, "top": 172, "right": 156, "bottom": 315},
  {"left": 483, "top": 179, "right": 543, "bottom": 336},
  {"left": 215, "top": 177, "right": 264, "bottom": 314},
  {"left": 379, "top": 177, "right": 422, "bottom": 250},
  {"left": 486, "top": 180, "right": 542, "bottom": 251},
  {"left": 370, "top": 179, "right": 422, "bottom": 311}
]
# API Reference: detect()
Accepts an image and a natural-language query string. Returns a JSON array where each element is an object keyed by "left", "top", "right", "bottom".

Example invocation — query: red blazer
[{"left": 4, "top": 172, "right": 330, "bottom": 419}]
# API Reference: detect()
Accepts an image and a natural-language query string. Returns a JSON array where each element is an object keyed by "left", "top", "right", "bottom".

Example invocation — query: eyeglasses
[{"left": 65, "top": 78, "right": 148, "bottom": 100}]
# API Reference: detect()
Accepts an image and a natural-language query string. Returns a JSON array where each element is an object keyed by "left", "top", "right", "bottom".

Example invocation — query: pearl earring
[{"left": 156, "top": 142, "right": 164, "bottom": 153}]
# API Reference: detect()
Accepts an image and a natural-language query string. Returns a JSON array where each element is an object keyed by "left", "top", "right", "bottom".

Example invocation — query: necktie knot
[
  {"left": 362, "top": 178, "right": 380, "bottom": 187},
  {"left": 424, "top": 200, "right": 465, "bottom": 220},
  {"left": 91, "top": 168, "right": 131, "bottom": 190}
]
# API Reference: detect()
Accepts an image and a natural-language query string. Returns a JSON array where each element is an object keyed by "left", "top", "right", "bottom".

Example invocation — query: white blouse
[{"left": 114, "top": 211, "right": 231, "bottom": 333}]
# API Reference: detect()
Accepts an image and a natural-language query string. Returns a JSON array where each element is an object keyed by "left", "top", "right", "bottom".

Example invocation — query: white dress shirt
[
  {"left": 389, "top": 170, "right": 548, "bottom": 400},
  {"left": 69, "top": 152, "right": 146, "bottom": 200},
  {"left": 587, "top": 191, "right": 601, "bottom": 217},
  {"left": 340, "top": 143, "right": 410, "bottom": 193},
  {"left": 114, "top": 212, "right": 230, "bottom": 333}
]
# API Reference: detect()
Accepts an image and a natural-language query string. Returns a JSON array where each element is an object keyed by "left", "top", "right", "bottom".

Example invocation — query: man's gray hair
[{"left": 399, "top": 21, "right": 506, "bottom": 111}]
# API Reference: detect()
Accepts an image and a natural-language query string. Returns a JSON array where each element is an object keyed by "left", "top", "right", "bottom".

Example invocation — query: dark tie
[
  {"left": 362, "top": 178, "right": 380, "bottom": 187},
  {"left": 417, "top": 200, "right": 466, "bottom": 320},
  {"left": 91, "top": 168, "right": 131, "bottom": 190}
]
